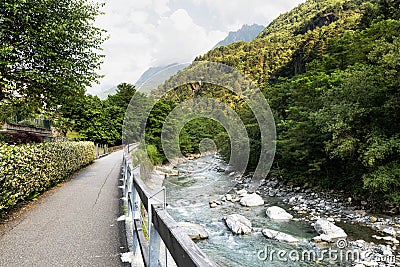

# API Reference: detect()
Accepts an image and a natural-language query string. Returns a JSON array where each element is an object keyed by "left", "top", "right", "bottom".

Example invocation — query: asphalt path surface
[{"left": 0, "top": 149, "right": 128, "bottom": 267}]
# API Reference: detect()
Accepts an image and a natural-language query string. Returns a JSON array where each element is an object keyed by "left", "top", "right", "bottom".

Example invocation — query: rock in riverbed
[
  {"left": 266, "top": 206, "right": 293, "bottom": 220},
  {"left": 240, "top": 193, "right": 264, "bottom": 207},
  {"left": 262, "top": 229, "right": 299, "bottom": 243},
  {"left": 177, "top": 222, "right": 209, "bottom": 240},
  {"left": 224, "top": 214, "right": 252, "bottom": 235},
  {"left": 313, "top": 218, "right": 347, "bottom": 242}
]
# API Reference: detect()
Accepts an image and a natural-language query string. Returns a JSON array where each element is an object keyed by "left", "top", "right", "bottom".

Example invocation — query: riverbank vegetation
[{"left": 142, "top": 0, "right": 400, "bottom": 211}]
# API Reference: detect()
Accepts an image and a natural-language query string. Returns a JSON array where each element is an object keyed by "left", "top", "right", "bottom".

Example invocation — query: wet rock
[
  {"left": 240, "top": 193, "right": 264, "bottom": 207},
  {"left": 262, "top": 229, "right": 299, "bottom": 243},
  {"left": 313, "top": 218, "right": 347, "bottom": 242},
  {"left": 289, "top": 196, "right": 297, "bottom": 204},
  {"left": 370, "top": 216, "right": 378, "bottom": 223},
  {"left": 177, "top": 222, "right": 208, "bottom": 240},
  {"left": 266, "top": 206, "right": 293, "bottom": 220},
  {"left": 224, "top": 214, "right": 252, "bottom": 235}
]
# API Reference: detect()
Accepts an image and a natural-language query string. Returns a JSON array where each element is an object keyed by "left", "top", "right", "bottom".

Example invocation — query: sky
[{"left": 89, "top": 0, "right": 306, "bottom": 95}]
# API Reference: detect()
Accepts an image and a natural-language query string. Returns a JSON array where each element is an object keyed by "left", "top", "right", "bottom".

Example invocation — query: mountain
[
  {"left": 197, "top": 0, "right": 372, "bottom": 84},
  {"left": 213, "top": 24, "right": 265, "bottom": 48},
  {"left": 135, "top": 63, "right": 188, "bottom": 94},
  {"left": 96, "top": 86, "right": 117, "bottom": 100}
]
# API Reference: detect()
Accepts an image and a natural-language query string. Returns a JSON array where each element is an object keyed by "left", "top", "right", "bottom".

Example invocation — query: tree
[{"left": 0, "top": 0, "right": 106, "bottom": 119}]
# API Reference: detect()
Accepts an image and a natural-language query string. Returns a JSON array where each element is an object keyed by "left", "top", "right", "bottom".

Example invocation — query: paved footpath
[{"left": 0, "top": 150, "right": 128, "bottom": 267}]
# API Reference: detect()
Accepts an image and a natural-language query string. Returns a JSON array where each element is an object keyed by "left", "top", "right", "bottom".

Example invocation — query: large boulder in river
[
  {"left": 224, "top": 214, "right": 252, "bottom": 235},
  {"left": 313, "top": 218, "right": 347, "bottom": 242},
  {"left": 177, "top": 222, "right": 209, "bottom": 240},
  {"left": 262, "top": 229, "right": 299, "bottom": 243},
  {"left": 240, "top": 193, "right": 264, "bottom": 207},
  {"left": 266, "top": 206, "right": 293, "bottom": 220}
]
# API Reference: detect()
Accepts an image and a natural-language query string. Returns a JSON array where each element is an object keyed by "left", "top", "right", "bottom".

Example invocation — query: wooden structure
[{"left": 1, "top": 122, "right": 53, "bottom": 138}]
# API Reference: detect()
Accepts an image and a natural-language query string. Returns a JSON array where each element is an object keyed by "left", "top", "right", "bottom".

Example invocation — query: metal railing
[
  {"left": 95, "top": 144, "right": 109, "bottom": 158},
  {"left": 122, "top": 145, "right": 214, "bottom": 267}
]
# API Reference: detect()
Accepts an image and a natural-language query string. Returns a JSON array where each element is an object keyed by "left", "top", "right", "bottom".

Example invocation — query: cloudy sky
[{"left": 89, "top": 0, "right": 306, "bottom": 95}]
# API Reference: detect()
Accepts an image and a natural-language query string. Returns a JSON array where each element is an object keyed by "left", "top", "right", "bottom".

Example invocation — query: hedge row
[{"left": 0, "top": 141, "right": 95, "bottom": 214}]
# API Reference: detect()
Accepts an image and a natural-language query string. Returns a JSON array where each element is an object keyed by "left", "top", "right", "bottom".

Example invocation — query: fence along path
[{"left": 122, "top": 145, "right": 214, "bottom": 267}]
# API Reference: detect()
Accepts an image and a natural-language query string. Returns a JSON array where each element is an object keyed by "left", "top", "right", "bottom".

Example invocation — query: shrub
[
  {"left": 0, "top": 141, "right": 95, "bottom": 214},
  {"left": 146, "top": 144, "right": 163, "bottom": 165},
  {"left": 0, "top": 132, "right": 43, "bottom": 144}
]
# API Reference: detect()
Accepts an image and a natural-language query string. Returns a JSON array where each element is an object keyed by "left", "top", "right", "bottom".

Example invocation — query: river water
[{"left": 163, "top": 154, "right": 371, "bottom": 267}]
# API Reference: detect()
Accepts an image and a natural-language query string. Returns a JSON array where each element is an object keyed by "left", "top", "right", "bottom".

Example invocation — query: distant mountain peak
[{"left": 213, "top": 23, "right": 265, "bottom": 48}]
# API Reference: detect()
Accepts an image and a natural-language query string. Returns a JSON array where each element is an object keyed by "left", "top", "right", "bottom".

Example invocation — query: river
[{"left": 162, "top": 154, "right": 378, "bottom": 266}]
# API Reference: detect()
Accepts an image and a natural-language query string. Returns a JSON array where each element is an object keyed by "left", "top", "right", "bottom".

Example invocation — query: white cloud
[
  {"left": 89, "top": 0, "right": 306, "bottom": 95},
  {"left": 151, "top": 9, "right": 225, "bottom": 66}
]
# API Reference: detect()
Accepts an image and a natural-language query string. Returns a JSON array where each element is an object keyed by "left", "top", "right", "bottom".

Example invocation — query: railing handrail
[{"left": 122, "top": 144, "right": 214, "bottom": 267}]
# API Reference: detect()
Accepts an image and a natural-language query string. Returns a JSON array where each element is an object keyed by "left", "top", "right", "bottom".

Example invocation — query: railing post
[
  {"left": 149, "top": 221, "right": 161, "bottom": 267},
  {"left": 148, "top": 187, "right": 166, "bottom": 267},
  {"left": 131, "top": 170, "right": 141, "bottom": 256}
]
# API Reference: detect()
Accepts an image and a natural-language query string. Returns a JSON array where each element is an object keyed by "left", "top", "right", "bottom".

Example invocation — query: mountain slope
[
  {"left": 213, "top": 24, "right": 265, "bottom": 48},
  {"left": 196, "top": 0, "right": 370, "bottom": 84}
]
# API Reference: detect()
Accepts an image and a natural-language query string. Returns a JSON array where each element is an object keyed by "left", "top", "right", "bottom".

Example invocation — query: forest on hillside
[{"left": 141, "top": 0, "right": 400, "bottom": 211}]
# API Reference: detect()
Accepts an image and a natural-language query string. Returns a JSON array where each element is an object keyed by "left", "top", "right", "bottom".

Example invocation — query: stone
[
  {"left": 210, "top": 203, "right": 218, "bottom": 208},
  {"left": 382, "top": 236, "right": 399, "bottom": 244},
  {"left": 240, "top": 193, "right": 264, "bottom": 207},
  {"left": 381, "top": 227, "right": 398, "bottom": 236},
  {"left": 355, "top": 210, "right": 367, "bottom": 217},
  {"left": 313, "top": 218, "right": 347, "bottom": 242},
  {"left": 370, "top": 216, "right": 378, "bottom": 223},
  {"left": 224, "top": 214, "right": 252, "bottom": 235},
  {"left": 262, "top": 229, "right": 299, "bottom": 243},
  {"left": 225, "top": 194, "right": 232, "bottom": 201},
  {"left": 177, "top": 222, "right": 209, "bottom": 240},
  {"left": 266, "top": 206, "right": 293, "bottom": 220},
  {"left": 359, "top": 261, "right": 378, "bottom": 267},
  {"left": 236, "top": 189, "right": 247, "bottom": 196}
]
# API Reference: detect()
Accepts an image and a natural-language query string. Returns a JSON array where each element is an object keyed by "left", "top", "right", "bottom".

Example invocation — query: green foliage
[
  {"left": 0, "top": 0, "right": 106, "bottom": 118},
  {"left": 196, "top": 0, "right": 364, "bottom": 84},
  {"left": 146, "top": 144, "right": 163, "bottom": 165},
  {"left": 0, "top": 141, "right": 95, "bottom": 214},
  {"left": 61, "top": 83, "right": 137, "bottom": 145}
]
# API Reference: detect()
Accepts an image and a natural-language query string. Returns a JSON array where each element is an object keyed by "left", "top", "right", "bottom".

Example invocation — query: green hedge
[{"left": 0, "top": 141, "right": 95, "bottom": 214}]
